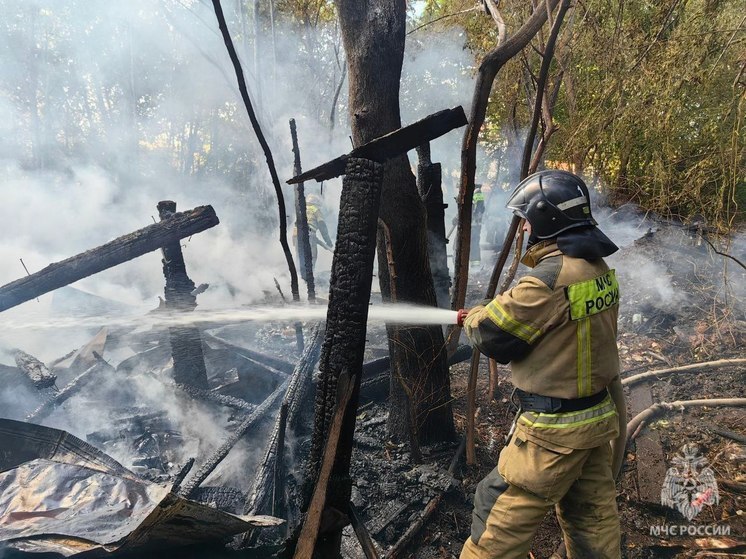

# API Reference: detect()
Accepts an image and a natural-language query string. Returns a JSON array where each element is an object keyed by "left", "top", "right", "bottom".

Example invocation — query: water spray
[{"left": 3, "top": 303, "right": 466, "bottom": 332}]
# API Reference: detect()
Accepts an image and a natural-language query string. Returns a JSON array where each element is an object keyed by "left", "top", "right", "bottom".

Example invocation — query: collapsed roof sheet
[{"left": 0, "top": 419, "right": 281, "bottom": 557}]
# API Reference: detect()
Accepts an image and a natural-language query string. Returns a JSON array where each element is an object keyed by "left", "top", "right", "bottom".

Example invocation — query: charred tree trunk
[
  {"left": 335, "top": 0, "right": 454, "bottom": 446},
  {"left": 0, "top": 206, "right": 219, "bottom": 313},
  {"left": 306, "top": 158, "right": 384, "bottom": 558},
  {"left": 416, "top": 143, "right": 450, "bottom": 309},
  {"left": 290, "top": 118, "right": 316, "bottom": 302},
  {"left": 158, "top": 201, "right": 209, "bottom": 390}
]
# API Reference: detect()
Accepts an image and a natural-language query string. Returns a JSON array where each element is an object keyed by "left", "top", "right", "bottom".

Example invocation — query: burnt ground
[{"left": 340, "top": 222, "right": 746, "bottom": 559}]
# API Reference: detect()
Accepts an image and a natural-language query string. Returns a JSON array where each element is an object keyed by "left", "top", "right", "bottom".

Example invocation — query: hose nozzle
[{"left": 457, "top": 308, "right": 469, "bottom": 327}]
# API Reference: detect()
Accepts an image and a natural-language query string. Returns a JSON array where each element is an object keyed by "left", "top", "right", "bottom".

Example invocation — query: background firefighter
[
  {"left": 293, "top": 193, "right": 333, "bottom": 278},
  {"left": 458, "top": 170, "right": 627, "bottom": 559},
  {"left": 470, "top": 184, "right": 486, "bottom": 266}
]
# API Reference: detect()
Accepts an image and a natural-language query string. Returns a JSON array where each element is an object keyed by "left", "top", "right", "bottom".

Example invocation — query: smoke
[{"left": 0, "top": 1, "right": 484, "bottom": 493}]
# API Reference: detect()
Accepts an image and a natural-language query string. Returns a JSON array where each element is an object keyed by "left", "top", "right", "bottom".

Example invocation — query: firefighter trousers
[{"left": 460, "top": 432, "right": 621, "bottom": 559}]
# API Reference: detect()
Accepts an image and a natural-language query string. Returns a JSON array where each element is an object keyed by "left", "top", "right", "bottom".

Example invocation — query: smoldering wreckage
[
  {"left": 0, "top": 109, "right": 473, "bottom": 559},
  {"left": 1, "top": 104, "right": 745, "bottom": 559}
]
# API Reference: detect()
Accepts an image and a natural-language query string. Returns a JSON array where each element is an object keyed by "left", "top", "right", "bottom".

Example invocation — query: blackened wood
[
  {"left": 204, "top": 333, "right": 294, "bottom": 375},
  {"left": 0, "top": 205, "right": 219, "bottom": 313},
  {"left": 243, "top": 325, "right": 323, "bottom": 520},
  {"left": 273, "top": 402, "right": 288, "bottom": 516},
  {"left": 170, "top": 457, "right": 196, "bottom": 494},
  {"left": 180, "top": 376, "right": 290, "bottom": 498},
  {"left": 305, "top": 158, "right": 384, "bottom": 557},
  {"left": 210, "top": 0, "right": 300, "bottom": 307},
  {"left": 386, "top": 437, "right": 465, "bottom": 559},
  {"left": 334, "top": 0, "right": 455, "bottom": 449},
  {"left": 348, "top": 503, "right": 380, "bottom": 559},
  {"left": 416, "top": 143, "right": 450, "bottom": 309},
  {"left": 158, "top": 201, "right": 209, "bottom": 390},
  {"left": 287, "top": 107, "right": 467, "bottom": 184},
  {"left": 294, "top": 373, "right": 356, "bottom": 559},
  {"left": 175, "top": 383, "right": 256, "bottom": 413},
  {"left": 290, "top": 118, "right": 316, "bottom": 302}
]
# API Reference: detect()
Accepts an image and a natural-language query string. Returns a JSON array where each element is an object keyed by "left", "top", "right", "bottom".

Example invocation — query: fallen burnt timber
[
  {"left": 243, "top": 325, "right": 324, "bottom": 522},
  {"left": 287, "top": 107, "right": 467, "bottom": 184},
  {"left": 0, "top": 205, "right": 219, "bottom": 313},
  {"left": 26, "top": 353, "right": 114, "bottom": 422}
]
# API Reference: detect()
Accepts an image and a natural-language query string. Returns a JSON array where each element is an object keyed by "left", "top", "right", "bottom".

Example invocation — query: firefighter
[
  {"left": 294, "top": 193, "right": 333, "bottom": 276},
  {"left": 458, "top": 170, "right": 626, "bottom": 559},
  {"left": 471, "top": 184, "right": 486, "bottom": 265}
]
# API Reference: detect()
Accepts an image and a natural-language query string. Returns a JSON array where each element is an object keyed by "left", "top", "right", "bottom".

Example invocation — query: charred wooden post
[
  {"left": 416, "top": 142, "right": 450, "bottom": 309},
  {"left": 0, "top": 206, "right": 219, "bottom": 313},
  {"left": 243, "top": 324, "right": 324, "bottom": 520},
  {"left": 290, "top": 118, "right": 316, "bottom": 302},
  {"left": 158, "top": 201, "right": 209, "bottom": 390},
  {"left": 302, "top": 158, "right": 384, "bottom": 558}
]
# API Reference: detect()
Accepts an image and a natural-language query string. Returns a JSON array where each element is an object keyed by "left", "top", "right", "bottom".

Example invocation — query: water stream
[{"left": 3, "top": 303, "right": 460, "bottom": 332}]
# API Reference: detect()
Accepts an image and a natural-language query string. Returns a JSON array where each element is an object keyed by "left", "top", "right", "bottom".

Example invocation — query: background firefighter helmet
[
  {"left": 506, "top": 170, "right": 596, "bottom": 239},
  {"left": 306, "top": 193, "right": 321, "bottom": 206}
]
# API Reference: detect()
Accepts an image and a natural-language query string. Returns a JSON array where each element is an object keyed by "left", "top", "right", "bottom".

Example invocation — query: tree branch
[
  {"left": 622, "top": 358, "right": 746, "bottom": 386},
  {"left": 521, "top": 0, "right": 571, "bottom": 178},
  {"left": 627, "top": 398, "right": 746, "bottom": 443},
  {"left": 211, "top": 0, "right": 300, "bottom": 302},
  {"left": 449, "top": 0, "right": 560, "bottom": 329}
]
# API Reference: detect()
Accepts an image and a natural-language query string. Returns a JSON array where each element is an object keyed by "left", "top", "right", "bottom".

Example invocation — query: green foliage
[{"left": 418, "top": 0, "right": 745, "bottom": 228}]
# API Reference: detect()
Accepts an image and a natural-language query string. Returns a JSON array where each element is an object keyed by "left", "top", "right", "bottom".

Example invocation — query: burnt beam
[
  {"left": 0, "top": 205, "right": 219, "bottom": 313},
  {"left": 287, "top": 107, "right": 467, "bottom": 184}
]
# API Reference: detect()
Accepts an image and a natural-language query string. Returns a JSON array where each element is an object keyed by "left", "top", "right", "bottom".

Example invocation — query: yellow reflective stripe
[
  {"left": 519, "top": 397, "right": 617, "bottom": 429},
  {"left": 576, "top": 317, "right": 592, "bottom": 397},
  {"left": 485, "top": 301, "right": 541, "bottom": 344},
  {"left": 567, "top": 269, "right": 620, "bottom": 320},
  {"left": 519, "top": 409, "right": 618, "bottom": 429},
  {"left": 473, "top": 192, "right": 485, "bottom": 202}
]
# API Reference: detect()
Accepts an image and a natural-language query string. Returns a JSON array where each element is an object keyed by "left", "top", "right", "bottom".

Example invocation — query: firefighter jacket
[
  {"left": 463, "top": 240, "right": 621, "bottom": 446},
  {"left": 306, "top": 204, "right": 333, "bottom": 246}
]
